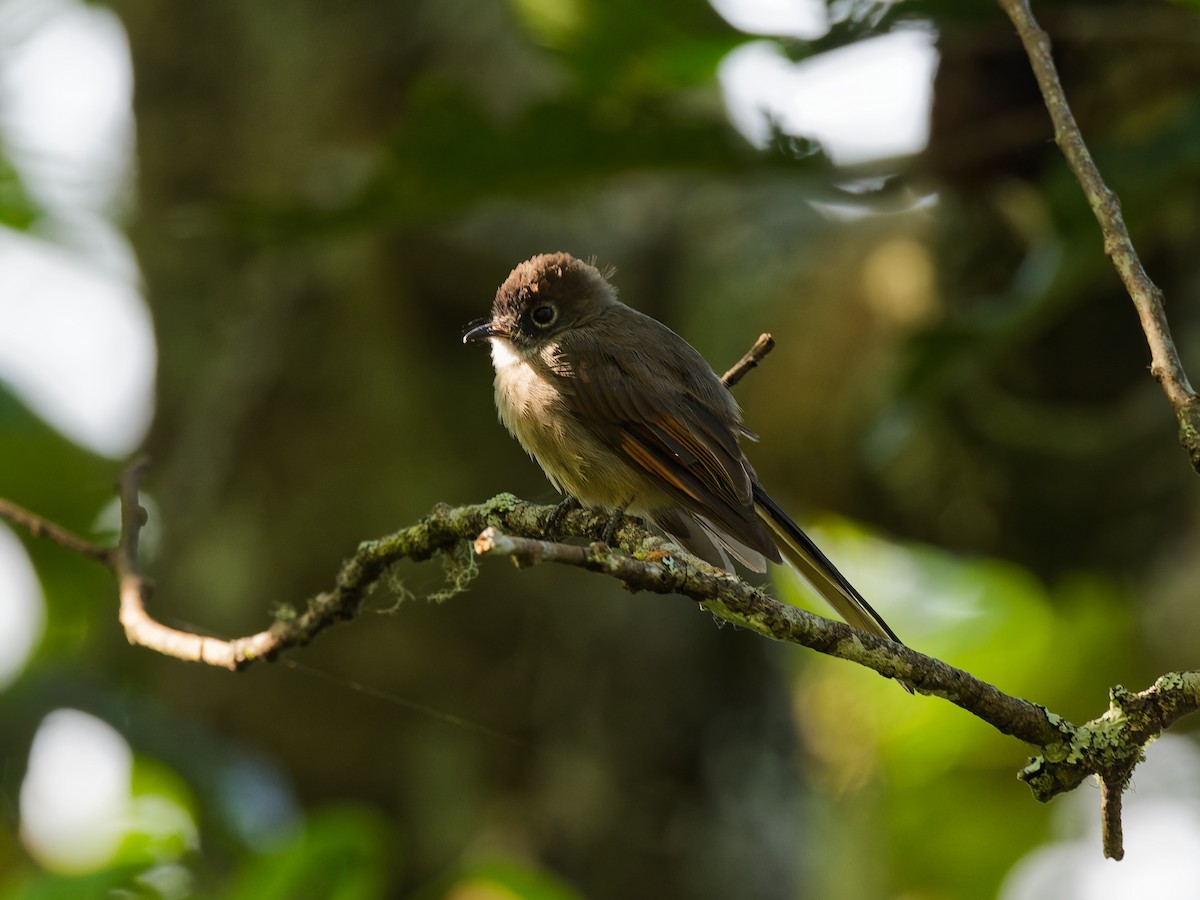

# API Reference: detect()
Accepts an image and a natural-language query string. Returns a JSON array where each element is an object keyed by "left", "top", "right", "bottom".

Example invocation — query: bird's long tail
[{"left": 752, "top": 484, "right": 901, "bottom": 644}]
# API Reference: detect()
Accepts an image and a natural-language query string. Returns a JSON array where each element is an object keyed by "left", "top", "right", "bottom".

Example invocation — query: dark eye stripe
[{"left": 532, "top": 305, "right": 556, "bottom": 326}]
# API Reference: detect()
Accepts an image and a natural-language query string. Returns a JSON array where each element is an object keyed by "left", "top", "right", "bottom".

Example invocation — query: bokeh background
[{"left": 3, "top": 0, "right": 1200, "bottom": 897}]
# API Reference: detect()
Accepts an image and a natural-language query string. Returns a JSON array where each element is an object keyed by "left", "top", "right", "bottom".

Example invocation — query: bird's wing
[{"left": 556, "top": 347, "right": 775, "bottom": 558}]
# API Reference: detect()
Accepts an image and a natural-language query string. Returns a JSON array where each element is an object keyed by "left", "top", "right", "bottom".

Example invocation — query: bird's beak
[{"left": 462, "top": 319, "right": 506, "bottom": 344}]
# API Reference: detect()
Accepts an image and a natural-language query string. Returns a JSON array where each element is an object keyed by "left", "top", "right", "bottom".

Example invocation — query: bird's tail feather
[{"left": 752, "top": 485, "right": 900, "bottom": 644}]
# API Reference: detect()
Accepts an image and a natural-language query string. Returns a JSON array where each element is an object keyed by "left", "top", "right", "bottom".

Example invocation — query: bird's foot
[
  {"left": 601, "top": 505, "right": 627, "bottom": 547},
  {"left": 546, "top": 496, "right": 581, "bottom": 542}
]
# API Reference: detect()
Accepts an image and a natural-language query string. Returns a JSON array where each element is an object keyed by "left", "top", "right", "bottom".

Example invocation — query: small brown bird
[{"left": 464, "top": 252, "right": 900, "bottom": 644}]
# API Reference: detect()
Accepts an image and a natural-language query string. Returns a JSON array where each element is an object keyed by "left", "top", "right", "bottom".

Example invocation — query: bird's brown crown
[{"left": 491, "top": 252, "right": 615, "bottom": 344}]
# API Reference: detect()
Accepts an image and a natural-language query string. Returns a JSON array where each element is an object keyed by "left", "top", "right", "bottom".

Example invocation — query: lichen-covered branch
[
  {"left": 1017, "top": 673, "right": 1200, "bottom": 858},
  {"left": 471, "top": 520, "right": 1200, "bottom": 786},
  {"left": 1, "top": 320, "right": 1192, "bottom": 863},
  {"left": 4, "top": 456, "right": 1199, "bottom": 859},
  {"left": 1019, "top": 674, "right": 1200, "bottom": 799},
  {"left": 474, "top": 523, "right": 1060, "bottom": 744},
  {"left": 997, "top": 0, "right": 1200, "bottom": 472}
]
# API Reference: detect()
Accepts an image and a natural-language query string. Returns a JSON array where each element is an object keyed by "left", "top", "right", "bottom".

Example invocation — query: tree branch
[
  {"left": 993, "top": 0, "right": 1200, "bottom": 854},
  {"left": 721, "top": 332, "right": 775, "bottom": 388},
  {"left": 472, "top": 524, "right": 1059, "bottom": 743},
  {"left": 996, "top": 0, "right": 1200, "bottom": 472},
  {"left": 2, "top": 319, "right": 1194, "bottom": 860},
  {"left": 0, "top": 497, "right": 112, "bottom": 563},
  {"left": 1100, "top": 774, "right": 1126, "bottom": 862},
  {"left": 13, "top": 450, "right": 1191, "bottom": 845},
  {"left": 3, "top": 4, "right": 1190, "bottom": 861}
]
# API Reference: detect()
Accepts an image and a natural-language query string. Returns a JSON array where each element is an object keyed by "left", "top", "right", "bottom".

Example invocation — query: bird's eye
[{"left": 531, "top": 304, "right": 557, "bottom": 327}]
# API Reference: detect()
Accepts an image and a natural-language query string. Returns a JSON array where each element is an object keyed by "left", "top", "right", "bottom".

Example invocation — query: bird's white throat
[{"left": 488, "top": 336, "right": 523, "bottom": 371}]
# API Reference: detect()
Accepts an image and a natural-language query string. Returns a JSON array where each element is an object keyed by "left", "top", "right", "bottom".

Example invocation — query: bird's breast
[
  {"left": 490, "top": 338, "right": 559, "bottom": 424},
  {"left": 488, "top": 338, "right": 646, "bottom": 508},
  {"left": 490, "top": 338, "right": 571, "bottom": 479}
]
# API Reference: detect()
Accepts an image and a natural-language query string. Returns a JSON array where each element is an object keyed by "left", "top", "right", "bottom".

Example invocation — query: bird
[{"left": 463, "top": 251, "right": 901, "bottom": 646}]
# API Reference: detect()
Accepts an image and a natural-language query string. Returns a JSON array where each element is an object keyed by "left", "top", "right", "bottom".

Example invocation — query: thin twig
[
  {"left": 1100, "top": 774, "right": 1126, "bottom": 861},
  {"left": 995, "top": 0, "right": 1200, "bottom": 852},
  {"left": 996, "top": 0, "right": 1200, "bottom": 471},
  {"left": 721, "top": 333, "right": 775, "bottom": 387},
  {"left": 0, "top": 497, "right": 111, "bottom": 562}
]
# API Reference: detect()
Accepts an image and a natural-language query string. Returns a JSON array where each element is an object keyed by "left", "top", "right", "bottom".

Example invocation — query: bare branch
[
  {"left": 0, "top": 497, "right": 111, "bottom": 563},
  {"left": 721, "top": 332, "right": 775, "bottom": 388},
  {"left": 996, "top": 0, "right": 1200, "bottom": 472},
  {"left": 993, "top": 0, "right": 1200, "bottom": 851},
  {"left": 1100, "top": 775, "right": 1126, "bottom": 861},
  {"left": 110, "top": 460, "right": 250, "bottom": 666}
]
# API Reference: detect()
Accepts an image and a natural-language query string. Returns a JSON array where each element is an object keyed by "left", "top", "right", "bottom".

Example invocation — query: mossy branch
[
  {"left": 2, "top": 323, "right": 1196, "bottom": 859},
  {"left": 5, "top": 459, "right": 1198, "bottom": 866}
]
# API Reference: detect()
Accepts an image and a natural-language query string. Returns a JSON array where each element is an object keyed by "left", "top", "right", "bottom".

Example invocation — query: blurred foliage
[
  {"left": 219, "top": 809, "right": 392, "bottom": 900},
  {"left": 777, "top": 521, "right": 1139, "bottom": 896},
  {"left": 2, "top": 0, "right": 1200, "bottom": 898},
  {"left": 0, "top": 155, "right": 38, "bottom": 230}
]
